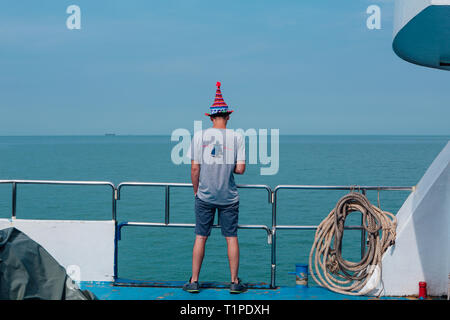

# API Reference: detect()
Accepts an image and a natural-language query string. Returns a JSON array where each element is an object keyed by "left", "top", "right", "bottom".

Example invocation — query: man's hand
[
  {"left": 234, "top": 161, "right": 246, "bottom": 175},
  {"left": 191, "top": 160, "right": 200, "bottom": 195}
]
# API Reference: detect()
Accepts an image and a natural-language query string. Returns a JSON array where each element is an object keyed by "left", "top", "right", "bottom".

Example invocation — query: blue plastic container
[{"left": 288, "top": 264, "right": 308, "bottom": 287}]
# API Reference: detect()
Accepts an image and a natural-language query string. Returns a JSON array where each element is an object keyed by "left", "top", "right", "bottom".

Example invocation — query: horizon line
[{"left": 0, "top": 134, "right": 449, "bottom": 137}]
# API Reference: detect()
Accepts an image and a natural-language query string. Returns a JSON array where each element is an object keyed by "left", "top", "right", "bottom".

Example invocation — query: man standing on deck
[{"left": 183, "top": 82, "right": 247, "bottom": 294}]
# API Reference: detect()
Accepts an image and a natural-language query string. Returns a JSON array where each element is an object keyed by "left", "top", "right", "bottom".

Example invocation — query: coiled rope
[{"left": 308, "top": 192, "right": 397, "bottom": 295}]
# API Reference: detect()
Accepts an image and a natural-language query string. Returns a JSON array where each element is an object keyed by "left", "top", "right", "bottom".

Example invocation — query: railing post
[
  {"left": 361, "top": 189, "right": 367, "bottom": 258},
  {"left": 271, "top": 189, "right": 277, "bottom": 288},
  {"left": 165, "top": 185, "right": 170, "bottom": 225},
  {"left": 113, "top": 188, "right": 117, "bottom": 221},
  {"left": 12, "top": 182, "right": 17, "bottom": 218}
]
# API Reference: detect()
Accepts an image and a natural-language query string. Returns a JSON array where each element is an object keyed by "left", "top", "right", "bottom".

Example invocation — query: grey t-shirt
[{"left": 188, "top": 128, "right": 245, "bottom": 205}]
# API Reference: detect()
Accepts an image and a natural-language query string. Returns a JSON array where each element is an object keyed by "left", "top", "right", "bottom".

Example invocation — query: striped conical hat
[{"left": 205, "top": 81, "right": 234, "bottom": 116}]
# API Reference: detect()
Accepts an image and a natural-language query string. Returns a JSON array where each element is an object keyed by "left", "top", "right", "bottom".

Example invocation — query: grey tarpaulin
[{"left": 0, "top": 227, "right": 97, "bottom": 300}]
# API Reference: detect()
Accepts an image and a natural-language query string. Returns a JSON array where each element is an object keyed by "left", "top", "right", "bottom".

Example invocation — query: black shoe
[
  {"left": 230, "top": 278, "right": 247, "bottom": 294},
  {"left": 182, "top": 278, "right": 200, "bottom": 293}
]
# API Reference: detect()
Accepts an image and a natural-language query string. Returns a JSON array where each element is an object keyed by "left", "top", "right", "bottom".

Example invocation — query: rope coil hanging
[{"left": 308, "top": 192, "right": 397, "bottom": 295}]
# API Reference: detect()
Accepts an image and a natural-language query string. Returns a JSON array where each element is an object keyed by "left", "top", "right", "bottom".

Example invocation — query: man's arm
[
  {"left": 191, "top": 160, "right": 200, "bottom": 195},
  {"left": 234, "top": 132, "right": 245, "bottom": 175},
  {"left": 234, "top": 161, "right": 246, "bottom": 175}
]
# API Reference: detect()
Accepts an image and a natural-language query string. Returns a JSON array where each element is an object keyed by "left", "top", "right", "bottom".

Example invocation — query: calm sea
[{"left": 0, "top": 135, "right": 448, "bottom": 286}]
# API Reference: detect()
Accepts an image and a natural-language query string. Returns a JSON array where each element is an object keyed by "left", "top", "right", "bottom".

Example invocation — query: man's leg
[
  {"left": 219, "top": 200, "right": 240, "bottom": 283},
  {"left": 191, "top": 235, "right": 208, "bottom": 282},
  {"left": 225, "top": 236, "right": 239, "bottom": 283},
  {"left": 190, "top": 196, "right": 215, "bottom": 283}
]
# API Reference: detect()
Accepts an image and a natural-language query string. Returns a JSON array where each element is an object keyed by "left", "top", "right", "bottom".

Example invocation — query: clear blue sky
[{"left": 0, "top": 0, "right": 449, "bottom": 135}]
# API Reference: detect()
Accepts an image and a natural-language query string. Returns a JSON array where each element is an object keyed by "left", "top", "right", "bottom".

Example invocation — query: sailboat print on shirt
[{"left": 211, "top": 141, "right": 223, "bottom": 158}]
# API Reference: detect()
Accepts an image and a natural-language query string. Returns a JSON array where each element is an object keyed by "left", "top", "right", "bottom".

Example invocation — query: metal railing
[
  {"left": 269, "top": 185, "right": 414, "bottom": 288},
  {"left": 0, "top": 179, "right": 414, "bottom": 288},
  {"left": 114, "top": 182, "right": 273, "bottom": 283},
  {"left": 0, "top": 179, "right": 117, "bottom": 219},
  {"left": 116, "top": 181, "right": 272, "bottom": 224}
]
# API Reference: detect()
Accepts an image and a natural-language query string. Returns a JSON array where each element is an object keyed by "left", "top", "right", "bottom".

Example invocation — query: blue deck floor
[{"left": 79, "top": 280, "right": 406, "bottom": 300}]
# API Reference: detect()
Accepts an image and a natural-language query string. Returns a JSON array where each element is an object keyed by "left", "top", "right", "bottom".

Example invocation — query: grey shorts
[{"left": 194, "top": 195, "right": 239, "bottom": 237}]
